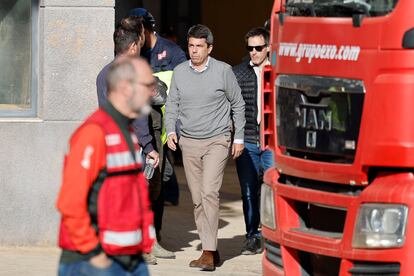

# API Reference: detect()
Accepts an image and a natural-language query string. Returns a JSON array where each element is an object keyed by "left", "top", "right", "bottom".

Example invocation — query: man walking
[
  {"left": 97, "top": 17, "right": 160, "bottom": 170},
  {"left": 166, "top": 24, "right": 245, "bottom": 271},
  {"left": 128, "top": 8, "right": 185, "bottom": 208},
  {"left": 233, "top": 27, "right": 274, "bottom": 255},
  {"left": 125, "top": 9, "right": 186, "bottom": 259},
  {"left": 96, "top": 19, "right": 164, "bottom": 264},
  {"left": 57, "top": 57, "right": 156, "bottom": 276}
]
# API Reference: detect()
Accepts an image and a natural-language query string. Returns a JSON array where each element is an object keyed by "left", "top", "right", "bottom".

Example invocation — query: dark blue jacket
[
  {"left": 96, "top": 61, "right": 154, "bottom": 154},
  {"left": 142, "top": 34, "right": 186, "bottom": 73}
]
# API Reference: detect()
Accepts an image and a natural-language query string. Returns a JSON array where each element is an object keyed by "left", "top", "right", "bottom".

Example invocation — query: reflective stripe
[
  {"left": 135, "top": 150, "right": 143, "bottom": 164},
  {"left": 107, "top": 151, "right": 136, "bottom": 169},
  {"left": 149, "top": 225, "right": 156, "bottom": 240},
  {"left": 103, "top": 229, "right": 142, "bottom": 247},
  {"left": 105, "top": 134, "right": 121, "bottom": 146},
  {"left": 106, "top": 150, "right": 144, "bottom": 169}
]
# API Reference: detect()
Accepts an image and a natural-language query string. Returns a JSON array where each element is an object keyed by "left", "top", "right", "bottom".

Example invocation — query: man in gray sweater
[{"left": 166, "top": 25, "right": 245, "bottom": 271}]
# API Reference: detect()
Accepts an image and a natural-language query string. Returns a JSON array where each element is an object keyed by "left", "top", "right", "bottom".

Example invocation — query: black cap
[{"left": 127, "top": 8, "right": 156, "bottom": 29}]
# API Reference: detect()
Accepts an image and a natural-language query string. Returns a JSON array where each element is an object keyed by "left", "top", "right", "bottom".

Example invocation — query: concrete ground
[{"left": 0, "top": 163, "right": 262, "bottom": 276}]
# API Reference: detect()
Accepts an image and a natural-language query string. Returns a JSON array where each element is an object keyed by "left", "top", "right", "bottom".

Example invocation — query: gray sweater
[{"left": 166, "top": 57, "right": 245, "bottom": 140}]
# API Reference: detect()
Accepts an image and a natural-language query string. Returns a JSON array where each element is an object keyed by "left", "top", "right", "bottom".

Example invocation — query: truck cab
[{"left": 261, "top": 0, "right": 414, "bottom": 275}]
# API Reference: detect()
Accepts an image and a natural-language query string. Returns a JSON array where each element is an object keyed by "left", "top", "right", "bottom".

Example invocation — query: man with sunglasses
[{"left": 233, "top": 27, "right": 275, "bottom": 255}]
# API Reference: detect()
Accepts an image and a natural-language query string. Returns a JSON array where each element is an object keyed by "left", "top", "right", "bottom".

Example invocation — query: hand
[
  {"left": 167, "top": 133, "right": 178, "bottom": 151},
  {"left": 232, "top": 143, "right": 244, "bottom": 160},
  {"left": 89, "top": 252, "right": 112, "bottom": 269},
  {"left": 146, "top": 150, "right": 159, "bottom": 168}
]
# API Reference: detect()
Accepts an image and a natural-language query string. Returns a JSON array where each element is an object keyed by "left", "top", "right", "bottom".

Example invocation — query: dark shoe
[
  {"left": 213, "top": 250, "right": 221, "bottom": 266},
  {"left": 256, "top": 236, "right": 264, "bottom": 254},
  {"left": 241, "top": 237, "right": 263, "bottom": 255}
]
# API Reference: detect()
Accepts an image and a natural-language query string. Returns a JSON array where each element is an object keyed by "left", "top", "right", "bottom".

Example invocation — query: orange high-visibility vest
[{"left": 58, "top": 108, "right": 155, "bottom": 255}]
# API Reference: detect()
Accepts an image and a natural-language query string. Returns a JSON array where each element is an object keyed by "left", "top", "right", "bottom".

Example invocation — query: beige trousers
[{"left": 179, "top": 133, "right": 231, "bottom": 251}]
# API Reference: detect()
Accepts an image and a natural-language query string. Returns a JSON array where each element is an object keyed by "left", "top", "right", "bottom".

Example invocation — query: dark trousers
[
  {"left": 148, "top": 109, "right": 164, "bottom": 235},
  {"left": 163, "top": 145, "right": 179, "bottom": 204},
  {"left": 148, "top": 108, "right": 179, "bottom": 236},
  {"left": 236, "top": 142, "right": 274, "bottom": 238}
]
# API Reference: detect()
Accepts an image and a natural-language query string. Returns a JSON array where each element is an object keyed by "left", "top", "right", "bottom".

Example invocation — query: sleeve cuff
[
  {"left": 233, "top": 139, "right": 244, "bottom": 144},
  {"left": 142, "top": 143, "right": 154, "bottom": 155}
]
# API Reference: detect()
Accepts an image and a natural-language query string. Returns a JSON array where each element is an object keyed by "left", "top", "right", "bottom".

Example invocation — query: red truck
[{"left": 260, "top": 0, "right": 414, "bottom": 275}]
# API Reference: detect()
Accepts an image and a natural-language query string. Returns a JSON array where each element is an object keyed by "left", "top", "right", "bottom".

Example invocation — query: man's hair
[
  {"left": 120, "top": 16, "right": 144, "bottom": 34},
  {"left": 113, "top": 16, "right": 144, "bottom": 55},
  {"left": 106, "top": 58, "right": 137, "bottom": 92},
  {"left": 187, "top": 24, "right": 214, "bottom": 46},
  {"left": 245, "top": 27, "right": 270, "bottom": 45},
  {"left": 127, "top": 8, "right": 156, "bottom": 32}
]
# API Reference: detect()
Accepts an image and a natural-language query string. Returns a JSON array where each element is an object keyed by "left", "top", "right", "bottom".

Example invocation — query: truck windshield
[{"left": 285, "top": 0, "right": 398, "bottom": 17}]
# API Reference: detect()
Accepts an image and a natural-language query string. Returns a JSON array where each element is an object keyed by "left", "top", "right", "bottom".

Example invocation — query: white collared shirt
[
  {"left": 189, "top": 57, "right": 210, "bottom": 73},
  {"left": 250, "top": 59, "right": 270, "bottom": 124}
]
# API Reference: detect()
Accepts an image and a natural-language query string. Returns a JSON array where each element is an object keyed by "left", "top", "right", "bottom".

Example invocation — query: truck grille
[
  {"left": 276, "top": 75, "right": 365, "bottom": 164},
  {"left": 349, "top": 262, "right": 400, "bottom": 276},
  {"left": 298, "top": 250, "right": 341, "bottom": 275},
  {"left": 282, "top": 174, "right": 364, "bottom": 196},
  {"left": 264, "top": 240, "right": 283, "bottom": 270},
  {"left": 280, "top": 174, "right": 364, "bottom": 239}
]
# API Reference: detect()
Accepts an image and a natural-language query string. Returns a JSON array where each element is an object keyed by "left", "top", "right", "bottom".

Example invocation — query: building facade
[
  {"left": 0, "top": 0, "right": 272, "bottom": 246},
  {"left": 0, "top": 0, "right": 114, "bottom": 245}
]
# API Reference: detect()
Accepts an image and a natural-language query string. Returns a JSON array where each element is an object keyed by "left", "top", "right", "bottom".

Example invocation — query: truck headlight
[
  {"left": 353, "top": 204, "right": 408, "bottom": 248},
  {"left": 260, "top": 184, "right": 276, "bottom": 229}
]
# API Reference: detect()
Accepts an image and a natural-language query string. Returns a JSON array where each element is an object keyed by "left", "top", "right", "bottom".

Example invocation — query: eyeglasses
[
  {"left": 137, "top": 80, "right": 157, "bottom": 91},
  {"left": 246, "top": 45, "right": 267, "bottom": 52}
]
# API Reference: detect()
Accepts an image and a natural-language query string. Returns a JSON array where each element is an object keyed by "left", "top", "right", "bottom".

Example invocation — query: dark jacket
[
  {"left": 233, "top": 60, "right": 260, "bottom": 144},
  {"left": 96, "top": 61, "right": 167, "bottom": 154},
  {"left": 142, "top": 34, "right": 186, "bottom": 74}
]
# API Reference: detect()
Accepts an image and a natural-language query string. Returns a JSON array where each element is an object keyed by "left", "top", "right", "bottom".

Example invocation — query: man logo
[
  {"left": 306, "top": 131, "right": 317, "bottom": 148},
  {"left": 295, "top": 106, "right": 332, "bottom": 148},
  {"left": 295, "top": 106, "right": 332, "bottom": 131}
]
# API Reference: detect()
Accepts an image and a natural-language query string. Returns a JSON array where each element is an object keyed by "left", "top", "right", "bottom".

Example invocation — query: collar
[
  {"left": 189, "top": 56, "right": 210, "bottom": 73},
  {"left": 249, "top": 58, "right": 270, "bottom": 69},
  {"left": 102, "top": 101, "right": 133, "bottom": 129},
  {"left": 141, "top": 33, "right": 159, "bottom": 60}
]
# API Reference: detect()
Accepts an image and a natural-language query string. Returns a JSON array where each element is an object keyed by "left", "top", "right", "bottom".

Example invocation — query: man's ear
[
  {"left": 128, "top": 43, "right": 138, "bottom": 55},
  {"left": 118, "top": 80, "right": 133, "bottom": 98},
  {"left": 208, "top": 44, "right": 213, "bottom": 55},
  {"left": 139, "top": 36, "right": 145, "bottom": 48}
]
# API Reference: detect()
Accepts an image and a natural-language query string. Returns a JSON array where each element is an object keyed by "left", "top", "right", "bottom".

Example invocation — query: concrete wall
[{"left": 0, "top": 0, "right": 114, "bottom": 245}]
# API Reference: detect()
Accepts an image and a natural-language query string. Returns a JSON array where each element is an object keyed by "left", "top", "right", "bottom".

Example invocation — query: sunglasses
[{"left": 246, "top": 45, "right": 267, "bottom": 52}]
